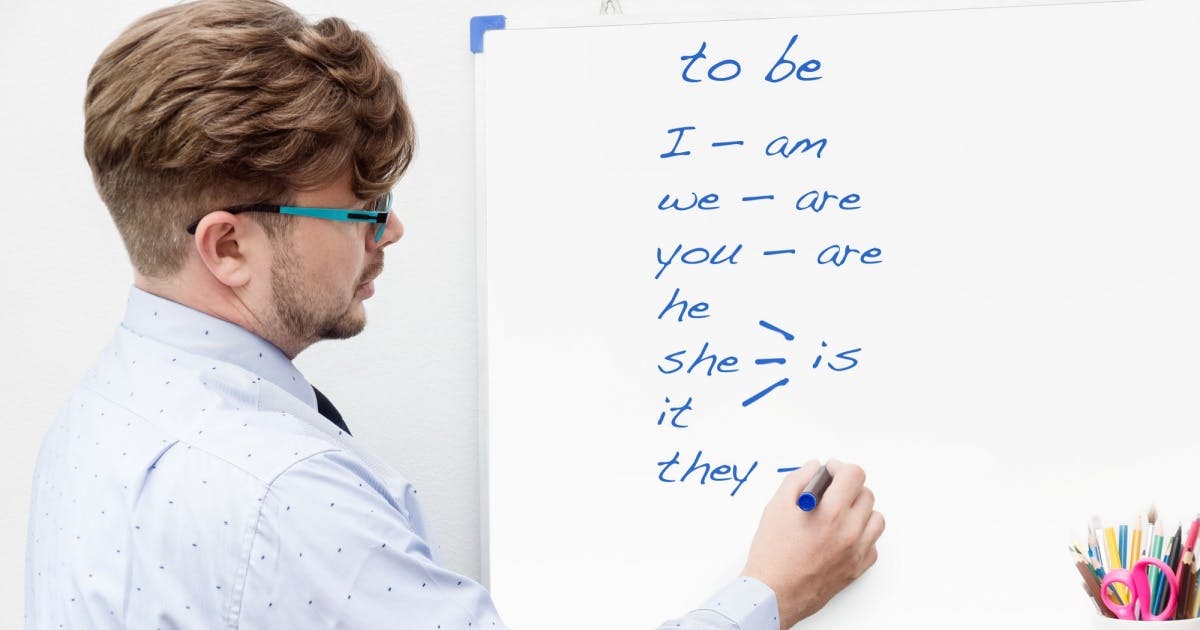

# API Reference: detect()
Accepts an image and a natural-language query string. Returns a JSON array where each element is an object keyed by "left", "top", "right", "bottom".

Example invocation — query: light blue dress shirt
[{"left": 25, "top": 287, "right": 779, "bottom": 629}]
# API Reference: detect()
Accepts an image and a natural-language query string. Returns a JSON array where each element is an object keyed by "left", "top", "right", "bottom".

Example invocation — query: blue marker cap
[{"left": 796, "top": 464, "right": 832, "bottom": 512}]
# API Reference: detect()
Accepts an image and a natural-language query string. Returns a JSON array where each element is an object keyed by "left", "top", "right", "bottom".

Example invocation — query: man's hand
[{"left": 740, "top": 459, "right": 884, "bottom": 629}]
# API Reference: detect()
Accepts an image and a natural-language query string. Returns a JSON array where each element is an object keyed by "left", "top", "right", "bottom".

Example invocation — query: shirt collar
[{"left": 121, "top": 286, "right": 317, "bottom": 410}]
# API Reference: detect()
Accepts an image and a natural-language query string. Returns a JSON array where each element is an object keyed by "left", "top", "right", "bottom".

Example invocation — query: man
[{"left": 24, "top": 1, "right": 884, "bottom": 628}]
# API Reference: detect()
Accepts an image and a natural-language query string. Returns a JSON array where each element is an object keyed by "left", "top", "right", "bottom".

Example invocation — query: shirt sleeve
[
  {"left": 235, "top": 450, "right": 506, "bottom": 629},
  {"left": 656, "top": 577, "right": 780, "bottom": 630}
]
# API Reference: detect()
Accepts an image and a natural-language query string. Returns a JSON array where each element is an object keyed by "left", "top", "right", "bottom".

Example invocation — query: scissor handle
[{"left": 1101, "top": 558, "right": 1179, "bottom": 621}]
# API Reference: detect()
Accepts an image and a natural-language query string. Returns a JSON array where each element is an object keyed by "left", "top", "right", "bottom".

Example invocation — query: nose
[{"left": 370, "top": 213, "right": 404, "bottom": 250}]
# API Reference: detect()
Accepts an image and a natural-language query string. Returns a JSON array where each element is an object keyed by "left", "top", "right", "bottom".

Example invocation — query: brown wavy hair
[{"left": 85, "top": 0, "right": 415, "bottom": 277}]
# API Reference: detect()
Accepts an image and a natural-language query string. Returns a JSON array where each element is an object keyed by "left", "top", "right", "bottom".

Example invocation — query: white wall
[{"left": 0, "top": 0, "right": 1107, "bottom": 624}]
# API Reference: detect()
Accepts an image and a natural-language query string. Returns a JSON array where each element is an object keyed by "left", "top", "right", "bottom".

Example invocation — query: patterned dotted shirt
[{"left": 25, "top": 288, "right": 778, "bottom": 629}]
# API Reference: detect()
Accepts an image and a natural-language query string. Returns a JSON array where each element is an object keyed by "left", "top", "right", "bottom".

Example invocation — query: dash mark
[
  {"left": 742, "top": 378, "right": 790, "bottom": 407},
  {"left": 758, "top": 320, "right": 795, "bottom": 341}
]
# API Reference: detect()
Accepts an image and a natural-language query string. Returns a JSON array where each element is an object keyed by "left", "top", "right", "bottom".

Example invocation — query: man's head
[{"left": 85, "top": 0, "right": 413, "bottom": 356}]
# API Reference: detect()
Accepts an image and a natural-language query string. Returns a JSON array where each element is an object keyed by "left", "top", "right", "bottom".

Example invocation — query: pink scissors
[{"left": 1100, "top": 558, "right": 1178, "bottom": 621}]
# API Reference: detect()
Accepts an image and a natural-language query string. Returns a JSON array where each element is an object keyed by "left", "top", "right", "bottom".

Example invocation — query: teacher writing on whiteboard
[{"left": 21, "top": 1, "right": 884, "bottom": 628}]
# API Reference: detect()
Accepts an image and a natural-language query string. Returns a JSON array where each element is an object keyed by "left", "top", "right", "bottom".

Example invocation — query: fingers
[
  {"left": 822, "top": 459, "right": 866, "bottom": 508},
  {"left": 780, "top": 460, "right": 883, "bottom": 561},
  {"left": 862, "top": 510, "right": 885, "bottom": 549},
  {"left": 848, "top": 485, "right": 875, "bottom": 529},
  {"left": 854, "top": 513, "right": 883, "bottom": 578},
  {"left": 855, "top": 545, "right": 879, "bottom": 578}
]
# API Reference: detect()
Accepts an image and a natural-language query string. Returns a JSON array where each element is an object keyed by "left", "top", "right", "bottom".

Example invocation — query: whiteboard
[{"left": 477, "top": 1, "right": 1200, "bottom": 628}]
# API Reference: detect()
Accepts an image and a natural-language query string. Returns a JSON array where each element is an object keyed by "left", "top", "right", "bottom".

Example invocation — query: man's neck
[{"left": 133, "top": 271, "right": 311, "bottom": 359}]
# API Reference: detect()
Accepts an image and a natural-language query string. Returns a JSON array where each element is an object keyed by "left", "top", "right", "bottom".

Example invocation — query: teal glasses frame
[{"left": 186, "top": 191, "right": 392, "bottom": 243}]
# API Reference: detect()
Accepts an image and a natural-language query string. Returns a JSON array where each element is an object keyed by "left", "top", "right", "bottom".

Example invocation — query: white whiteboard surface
[{"left": 478, "top": 1, "right": 1200, "bottom": 628}]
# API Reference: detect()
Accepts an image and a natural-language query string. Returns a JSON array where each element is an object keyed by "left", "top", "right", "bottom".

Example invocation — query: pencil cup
[{"left": 1092, "top": 618, "right": 1200, "bottom": 628}]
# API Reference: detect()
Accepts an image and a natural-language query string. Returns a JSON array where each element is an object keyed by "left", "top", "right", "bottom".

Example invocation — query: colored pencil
[
  {"left": 1131, "top": 521, "right": 1143, "bottom": 570},
  {"left": 1113, "top": 523, "right": 1123, "bottom": 566},
  {"left": 1190, "top": 561, "right": 1200, "bottom": 618},
  {"left": 1149, "top": 524, "right": 1165, "bottom": 612},
  {"left": 1171, "top": 518, "right": 1200, "bottom": 614},
  {"left": 1088, "top": 524, "right": 1103, "bottom": 573},
  {"left": 1178, "top": 517, "right": 1200, "bottom": 576},
  {"left": 1073, "top": 552, "right": 1117, "bottom": 618},
  {"left": 1084, "top": 525, "right": 1124, "bottom": 605},
  {"left": 1106, "top": 526, "right": 1127, "bottom": 604},
  {"left": 1156, "top": 525, "right": 1183, "bottom": 616},
  {"left": 1156, "top": 526, "right": 1179, "bottom": 615},
  {"left": 1177, "top": 551, "right": 1194, "bottom": 620}
]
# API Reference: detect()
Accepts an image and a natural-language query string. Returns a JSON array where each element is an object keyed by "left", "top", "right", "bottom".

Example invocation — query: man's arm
[
  {"left": 236, "top": 450, "right": 505, "bottom": 629},
  {"left": 237, "top": 452, "right": 877, "bottom": 629}
]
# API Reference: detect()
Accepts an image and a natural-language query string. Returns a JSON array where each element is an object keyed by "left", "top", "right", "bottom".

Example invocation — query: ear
[{"left": 191, "top": 211, "right": 261, "bottom": 288}]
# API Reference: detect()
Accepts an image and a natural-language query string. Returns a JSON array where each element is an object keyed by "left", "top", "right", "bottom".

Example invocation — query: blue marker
[{"left": 797, "top": 464, "right": 832, "bottom": 511}]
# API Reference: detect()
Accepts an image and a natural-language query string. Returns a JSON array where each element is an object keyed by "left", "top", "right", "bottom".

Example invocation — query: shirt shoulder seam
[{"left": 226, "top": 447, "right": 343, "bottom": 628}]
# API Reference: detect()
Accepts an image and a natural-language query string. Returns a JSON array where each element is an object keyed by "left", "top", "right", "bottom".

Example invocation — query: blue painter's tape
[{"left": 470, "top": 15, "right": 506, "bottom": 54}]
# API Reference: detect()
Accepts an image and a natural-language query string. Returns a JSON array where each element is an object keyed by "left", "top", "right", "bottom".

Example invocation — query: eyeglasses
[{"left": 185, "top": 191, "right": 393, "bottom": 243}]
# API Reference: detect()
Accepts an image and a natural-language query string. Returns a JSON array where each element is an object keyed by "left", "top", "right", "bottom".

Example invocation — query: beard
[{"left": 270, "top": 245, "right": 382, "bottom": 343}]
